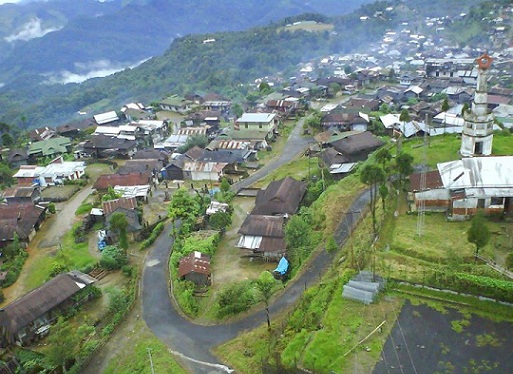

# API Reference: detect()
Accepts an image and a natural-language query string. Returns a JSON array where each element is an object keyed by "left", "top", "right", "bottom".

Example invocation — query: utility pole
[
  {"left": 416, "top": 114, "right": 430, "bottom": 236},
  {"left": 147, "top": 348, "right": 155, "bottom": 374}
]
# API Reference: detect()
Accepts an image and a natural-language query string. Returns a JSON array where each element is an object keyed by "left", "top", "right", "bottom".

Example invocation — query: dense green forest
[{"left": 0, "top": 0, "right": 490, "bottom": 129}]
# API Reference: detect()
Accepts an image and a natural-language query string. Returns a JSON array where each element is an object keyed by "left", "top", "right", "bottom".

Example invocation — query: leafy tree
[
  {"left": 395, "top": 152, "right": 414, "bottom": 188},
  {"left": 285, "top": 214, "right": 312, "bottom": 267},
  {"left": 217, "top": 281, "right": 255, "bottom": 318},
  {"left": 379, "top": 103, "right": 390, "bottom": 114},
  {"left": 399, "top": 108, "right": 411, "bottom": 123},
  {"left": 360, "top": 163, "right": 386, "bottom": 237},
  {"left": 102, "top": 186, "right": 122, "bottom": 202},
  {"left": 259, "top": 82, "right": 272, "bottom": 95},
  {"left": 231, "top": 103, "right": 243, "bottom": 117},
  {"left": 2, "top": 233, "right": 21, "bottom": 259},
  {"left": 255, "top": 271, "right": 277, "bottom": 330},
  {"left": 441, "top": 97, "right": 450, "bottom": 112},
  {"left": 109, "top": 212, "right": 129, "bottom": 250},
  {"left": 100, "top": 245, "right": 128, "bottom": 270},
  {"left": 468, "top": 212, "right": 491, "bottom": 258},
  {"left": 208, "top": 211, "right": 232, "bottom": 230},
  {"left": 169, "top": 188, "right": 201, "bottom": 221},
  {"left": 45, "top": 318, "right": 94, "bottom": 370},
  {"left": 374, "top": 147, "right": 392, "bottom": 171},
  {"left": 305, "top": 110, "right": 323, "bottom": 131},
  {"left": 0, "top": 162, "right": 15, "bottom": 187},
  {"left": 177, "top": 134, "right": 207, "bottom": 153},
  {"left": 106, "top": 286, "right": 131, "bottom": 313},
  {"left": 1, "top": 133, "right": 14, "bottom": 147},
  {"left": 329, "top": 82, "right": 341, "bottom": 96},
  {"left": 246, "top": 92, "right": 261, "bottom": 107},
  {"left": 220, "top": 177, "right": 230, "bottom": 193}
]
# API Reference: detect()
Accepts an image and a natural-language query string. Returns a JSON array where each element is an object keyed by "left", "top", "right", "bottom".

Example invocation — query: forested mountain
[
  {"left": 0, "top": 0, "right": 486, "bottom": 128},
  {"left": 0, "top": 0, "right": 372, "bottom": 88}
]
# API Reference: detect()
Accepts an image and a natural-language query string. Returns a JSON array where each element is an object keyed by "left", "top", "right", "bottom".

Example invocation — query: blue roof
[{"left": 274, "top": 257, "right": 289, "bottom": 275}]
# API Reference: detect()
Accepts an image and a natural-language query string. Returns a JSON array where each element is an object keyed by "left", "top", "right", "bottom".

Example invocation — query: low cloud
[
  {"left": 42, "top": 58, "right": 149, "bottom": 85},
  {"left": 4, "top": 18, "right": 62, "bottom": 42}
]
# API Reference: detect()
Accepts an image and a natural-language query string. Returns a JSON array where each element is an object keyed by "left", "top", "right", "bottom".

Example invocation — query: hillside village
[{"left": 0, "top": 1, "right": 513, "bottom": 373}]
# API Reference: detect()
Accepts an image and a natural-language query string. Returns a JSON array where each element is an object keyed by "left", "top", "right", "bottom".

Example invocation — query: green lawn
[
  {"left": 254, "top": 155, "right": 321, "bottom": 188},
  {"left": 26, "top": 229, "right": 97, "bottom": 290},
  {"left": 399, "top": 132, "right": 513, "bottom": 168}
]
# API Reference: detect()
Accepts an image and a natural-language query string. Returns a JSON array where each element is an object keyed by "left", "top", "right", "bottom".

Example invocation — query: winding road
[{"left": 139, "top": 118, "right": 371, "bottom": 373}]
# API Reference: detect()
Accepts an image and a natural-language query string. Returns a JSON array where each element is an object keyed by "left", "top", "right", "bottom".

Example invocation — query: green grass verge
[
  {"left": 26, "top": 229, "right": 96, "bottom": 290},
  {"left": 75, "top": 202, "right": 94, "bottom": 216},
  {"left": 102, "top": 320, "right": 187, "bottom": 374}
]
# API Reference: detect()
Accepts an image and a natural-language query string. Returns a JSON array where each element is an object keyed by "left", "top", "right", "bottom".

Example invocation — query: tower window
[{"left": 474, "top": 142, "right": 483, "bottom": 154}]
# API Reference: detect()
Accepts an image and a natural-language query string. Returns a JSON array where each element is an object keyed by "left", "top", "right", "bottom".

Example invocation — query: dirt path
[
  {"left": 2, "top": 185, "right": 93, "bottom": 304},
  {"left": 38, "top": 186, "right": 92, "bottom": 248}
]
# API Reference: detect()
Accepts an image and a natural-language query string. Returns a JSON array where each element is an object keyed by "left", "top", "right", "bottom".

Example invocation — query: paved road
[
  {"left": 231, "top": 117, "right": 314, "bottom": 192},
  {"left": 142, "top": 188, "right": 371, "bottom": 373}
]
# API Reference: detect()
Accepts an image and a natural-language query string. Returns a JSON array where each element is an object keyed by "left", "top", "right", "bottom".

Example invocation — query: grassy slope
[{"left": 215, "top": 132, "right": 513, "bottom": 373}]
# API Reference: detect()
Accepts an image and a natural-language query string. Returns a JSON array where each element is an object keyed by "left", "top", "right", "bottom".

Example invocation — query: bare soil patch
[{"left": 212, "top": 196, "right": 276, "bottom": 286}]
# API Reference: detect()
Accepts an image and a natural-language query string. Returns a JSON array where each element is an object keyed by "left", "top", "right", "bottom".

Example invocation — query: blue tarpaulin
[{"left": 274, "top": 257, "right": 289, "bottom": 275}]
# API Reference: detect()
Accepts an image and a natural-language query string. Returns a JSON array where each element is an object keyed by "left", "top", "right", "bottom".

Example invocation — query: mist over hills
[
  {"left": 0, "top": 0, "right": 486, "bottom": 128},
  {"left": 0, "top": 0, "right": 371, "bottom": 87}
]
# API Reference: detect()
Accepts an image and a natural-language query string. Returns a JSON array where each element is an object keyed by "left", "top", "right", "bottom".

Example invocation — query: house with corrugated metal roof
[
  {"left": 0, "top": 271, "right": 96, "bottom": 347},
  {"left": 182, "top": 161, "right": 228, "bottom": 181},
  {"left": 0, "top": 203, "right": 46, "bottom": 249},
  {"left": 409, "top": 157, "right": 513, "bottom": 219},
  {"left": 236, "top": 177, "right": 306, "bottom": 260},
  {"left": 178, "top": 251, "right": 211, "bottom": 286}
]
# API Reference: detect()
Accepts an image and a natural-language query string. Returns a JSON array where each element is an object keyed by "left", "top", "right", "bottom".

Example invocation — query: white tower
[{"left": 460, "top": 53, "right": 494, "bottom": 157}]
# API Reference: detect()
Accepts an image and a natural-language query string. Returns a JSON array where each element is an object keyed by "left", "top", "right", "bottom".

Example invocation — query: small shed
[{"left": 178, "top": 251, "right": 211, "bottom": 287}]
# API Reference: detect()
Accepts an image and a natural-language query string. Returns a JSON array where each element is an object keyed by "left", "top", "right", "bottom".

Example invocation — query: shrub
[
  {"left": 208, "top": 211, "right": 232, "bottom": 230},
  {"left": 49, "top": 262, "right": 68, "bottom": 277},
  {"left": 121, "top": 265, "right": 135, "bottom": 278},
  {"left": 140, "top": 222, "right": 165, "bottom": 250},
  {"left": 73, "top": 222, "right": 87, "bottom": 243},
  {"left": 217, "top": 281, "right": 256, "bottom": 318},
  {"left": 99, "top": 246, "right": 128, "bottom": 270},
  {"left": 175, "top": 281, "right": 199, "bottom": 316},
  {"left": 47, "top": 203, "right": 56, "bottom": 214}
]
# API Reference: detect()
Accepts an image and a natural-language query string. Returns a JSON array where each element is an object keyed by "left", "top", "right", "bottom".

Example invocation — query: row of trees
[{"left": 360, "top": 146, "right": 413, "bottom": 238}]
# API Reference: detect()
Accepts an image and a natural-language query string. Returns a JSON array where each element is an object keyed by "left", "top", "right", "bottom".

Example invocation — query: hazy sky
[{"left": 0, "top": 0, "right": 22, "bottom": 4}]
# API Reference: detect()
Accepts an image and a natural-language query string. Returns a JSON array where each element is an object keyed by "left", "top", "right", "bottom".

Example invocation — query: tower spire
[{"left": 459, "top": 52, "right": 494, "bottom": 157}]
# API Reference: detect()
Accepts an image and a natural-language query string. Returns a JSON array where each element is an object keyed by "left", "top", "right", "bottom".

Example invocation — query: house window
[
  {"left": 477, "top": 199, "right": 485, "bottom": 209},
  {"left": 245, "top": 124, "right": 249, "bottom": 129},
  {"left": 491, "top": 197, "right": 504, "bottom": 206}
]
